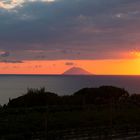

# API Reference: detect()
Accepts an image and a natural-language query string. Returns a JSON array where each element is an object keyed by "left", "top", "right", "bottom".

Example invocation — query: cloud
[
  {"left": 65, "top": 62, "right": 75, "bottom": 66},
  {"left": 0, "top": 60, "right": 23, "bottom": 63},
  {"left": 0, "top": 0, "right": 24, "bottom": 10},
  {"left": 0, "top": 51, "right": 10, "bottom": 57},
  {"left": 0, "top": 0, "right": 140, "bottom": 60},
  {"left": 34, "top": 65, "right": 42, "bottom": 68},
  {"left": 0, "top": 0, "right": 55, "bottom": 10}
]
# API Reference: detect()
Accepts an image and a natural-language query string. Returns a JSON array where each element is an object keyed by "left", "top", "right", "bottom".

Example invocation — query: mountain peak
[{"left": 62, "top": 67, "right": 92, "bottom": 75}]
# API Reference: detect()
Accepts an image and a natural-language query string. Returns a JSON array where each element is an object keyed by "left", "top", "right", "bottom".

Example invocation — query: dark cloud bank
[{"left": 0, "top": 0, "right": 140, "bottom": 61}]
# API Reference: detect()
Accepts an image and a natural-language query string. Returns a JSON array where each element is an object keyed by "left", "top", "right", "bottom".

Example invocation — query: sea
[{"left": 0, "top": 75, "right": 140, "bottom": 105}]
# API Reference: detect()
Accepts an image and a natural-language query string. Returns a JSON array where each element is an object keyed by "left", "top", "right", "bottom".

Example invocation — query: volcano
[{"left": 62, "top": 67, "right": 92, "bottom": 75}]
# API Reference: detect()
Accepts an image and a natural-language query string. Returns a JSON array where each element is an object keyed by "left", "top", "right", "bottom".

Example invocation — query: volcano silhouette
[{"left": 63, "top": 67, "right": 91, "bottom": 75}]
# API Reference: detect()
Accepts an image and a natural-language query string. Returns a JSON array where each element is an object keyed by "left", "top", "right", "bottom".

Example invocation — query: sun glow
[{"left": 0, "top": 59, "right": 140, "bottom": 75}]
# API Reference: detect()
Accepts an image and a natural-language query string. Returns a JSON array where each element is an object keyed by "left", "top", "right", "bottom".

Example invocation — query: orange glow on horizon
[{"left": 0, "top": 58, "right": 140, "bottom": 75}]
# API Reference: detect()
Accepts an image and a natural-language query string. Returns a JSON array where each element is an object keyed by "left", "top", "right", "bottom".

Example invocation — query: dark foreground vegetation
[{"left": 1, "top": 86, "right": 140, "bottom": 139}]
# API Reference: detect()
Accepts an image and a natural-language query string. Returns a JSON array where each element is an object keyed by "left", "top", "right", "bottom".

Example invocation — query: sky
[{"left": 0, "top": 0, "right": 140, "bottom": 75}]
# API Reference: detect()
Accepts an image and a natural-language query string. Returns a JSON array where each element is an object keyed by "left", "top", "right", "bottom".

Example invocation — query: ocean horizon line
[{"left": 0, "top": 74, "right": 140, "bottom": 76}]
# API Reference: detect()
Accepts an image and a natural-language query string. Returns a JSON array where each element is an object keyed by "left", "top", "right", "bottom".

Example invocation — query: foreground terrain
[{"left": 1, "top": 86, "right": 140, "bottom": 139}]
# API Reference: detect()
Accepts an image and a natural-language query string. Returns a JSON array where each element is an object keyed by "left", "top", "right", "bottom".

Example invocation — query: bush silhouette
[
  {"left": 8, "top": 87, "right": 59, "bottom": 107},
  {"left": 7, "top": 86, "right": 129, "bottom": 108}
]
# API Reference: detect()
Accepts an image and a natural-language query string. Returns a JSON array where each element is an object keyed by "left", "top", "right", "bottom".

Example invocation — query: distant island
[{"left": 62, "top": 67, "right": 92, "bottom": 75}]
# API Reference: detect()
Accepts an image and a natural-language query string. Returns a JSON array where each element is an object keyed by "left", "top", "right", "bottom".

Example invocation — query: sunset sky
[{"left": 0, "top": 0, "right": 140, "bottom": 75}]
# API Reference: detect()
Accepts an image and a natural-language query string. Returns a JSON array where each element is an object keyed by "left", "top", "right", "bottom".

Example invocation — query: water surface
[{"left": 0, "top": 75, "right": 140, "bottom": 104}]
